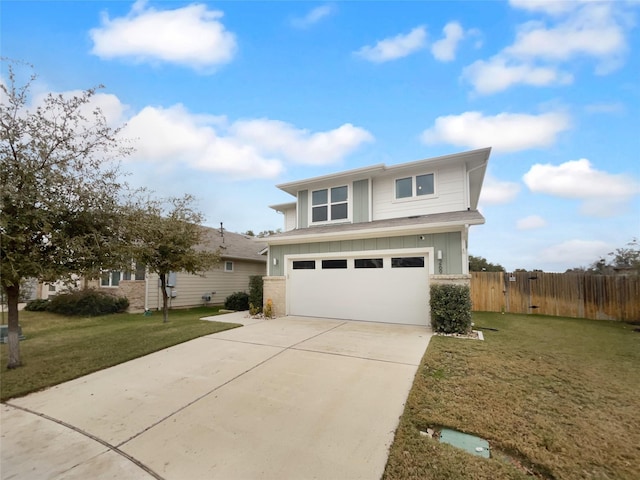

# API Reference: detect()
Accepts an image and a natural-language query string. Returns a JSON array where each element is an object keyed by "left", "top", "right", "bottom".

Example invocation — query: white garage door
[{"left": 287, "top": 252, "right": 429, "bottom": 325}]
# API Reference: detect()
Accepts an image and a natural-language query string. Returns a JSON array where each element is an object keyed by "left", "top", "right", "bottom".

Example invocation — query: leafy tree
[
  {"left": 1, "top": 61, "right": 133, "bottom": 368},
  {"left": 469, "top": 255, "right": 505, "bottom": 272},
  {"left": 129, "top": 195, "right": 220, "bottom": 323}
]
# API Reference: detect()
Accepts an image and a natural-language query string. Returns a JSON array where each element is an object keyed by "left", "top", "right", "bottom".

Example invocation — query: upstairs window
[
  {"left": 395, "top": 173, "right": 435, "bottom": 199},
  {"left": 312, "top": 186, "right": 348, "bottom": 222}
]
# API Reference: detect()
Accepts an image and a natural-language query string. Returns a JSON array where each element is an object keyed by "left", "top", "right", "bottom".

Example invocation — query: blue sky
[{"left": 2, "top": 0, "right": 639, "bottom": 272}]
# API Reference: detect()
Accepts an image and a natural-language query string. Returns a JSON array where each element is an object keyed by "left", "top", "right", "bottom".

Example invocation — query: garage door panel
[{"left": 288, "top": 254, "right": 429, "bottom": 325}]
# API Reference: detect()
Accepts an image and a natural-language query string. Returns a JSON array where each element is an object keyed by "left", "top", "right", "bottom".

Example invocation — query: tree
[
  {"left": 129, "top": 195, "right": 220, "bottom": 323},
  {"left": 1, "top": 61, "right": 133, "bottom": 368},
  {"left": 469, "top": 255, "right": 505, "bottom": 272}
]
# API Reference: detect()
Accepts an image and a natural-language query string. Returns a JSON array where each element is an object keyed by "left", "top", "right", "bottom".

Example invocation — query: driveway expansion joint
[{"left": 5, "top": 402, "right": 165, "bottom": 480}]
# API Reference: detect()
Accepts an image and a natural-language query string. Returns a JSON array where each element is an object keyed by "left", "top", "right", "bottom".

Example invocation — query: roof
[
  {"left": 199, "top": 227, "right": 267, "bottom": 262},
  {"left": 264, "top": 210, "right": 485, "bottom": 245},
  {"left": 275, "top": 147, "right": 490, "bottom": 210}
]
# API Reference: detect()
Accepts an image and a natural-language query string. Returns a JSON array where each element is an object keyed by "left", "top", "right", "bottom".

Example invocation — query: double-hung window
[
  {"left": 395, "top": 173, "right": 435, "bottom": 199},
  {"left": 312, "top": 186, "right": 348, "bottom": 223}
]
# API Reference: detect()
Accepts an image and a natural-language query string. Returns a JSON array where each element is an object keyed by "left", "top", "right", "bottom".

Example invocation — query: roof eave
[{"left": 265, "top": 217, "right": 485, "bottom": 246}]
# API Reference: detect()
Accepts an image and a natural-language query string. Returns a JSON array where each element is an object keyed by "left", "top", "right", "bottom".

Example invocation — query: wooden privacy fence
[{"left": 470, "top": 271, "right": 640, "bottom": 321}]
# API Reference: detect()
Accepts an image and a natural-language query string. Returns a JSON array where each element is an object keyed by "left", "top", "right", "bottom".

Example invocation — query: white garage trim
[{"left": 285, "top": 248, "right": 433, "bottom": 325}]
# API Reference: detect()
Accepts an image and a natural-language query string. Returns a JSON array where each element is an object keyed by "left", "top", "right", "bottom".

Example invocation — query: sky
[{"left": 2, "top": 0, "right": 639, "bottom": 272}]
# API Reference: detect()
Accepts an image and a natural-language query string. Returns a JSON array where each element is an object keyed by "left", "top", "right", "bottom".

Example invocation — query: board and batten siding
[
  {"left": 269, "top": 232, "right": 462, "bottom": 276},
  {"left": 371, "top": 164, "right": 466, "bottom": 221},
  {"left": 297, "top": 190, "right": 309, "bottom": 229},
  {"left": 146, "top": 260, "right": 266, "bottom": 310},
  {"left": 352, "top": 178, "right": 370, "bottom": 223}
]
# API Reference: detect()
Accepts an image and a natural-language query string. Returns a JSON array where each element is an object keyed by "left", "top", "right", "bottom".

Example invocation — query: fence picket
[{"left": 470, "top": 272, "right": 640, "bottom": 321}]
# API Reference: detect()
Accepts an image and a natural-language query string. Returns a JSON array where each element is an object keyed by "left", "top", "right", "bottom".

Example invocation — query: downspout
[
  {"left": 144, "top": 268, "right": 149, "bottom": 312},
  {"left": 466, "top": 161, "right": 486, "bottom": 210}
]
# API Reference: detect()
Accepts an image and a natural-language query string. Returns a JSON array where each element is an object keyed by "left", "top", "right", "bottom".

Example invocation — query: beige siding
[
  {"left": 146, "top": 260, "right": 266, "bottom": 309},
  {"left": 372, "top": 163, "right": 466, "bottom": 220}
]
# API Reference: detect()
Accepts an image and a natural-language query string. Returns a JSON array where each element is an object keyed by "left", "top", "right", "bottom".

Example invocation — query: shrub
[
  {"left": 46, "top": 289, "right": 129, "bottom": 316},
  {"left": 248, "top": 275, "right": 263, "bottom": 313},
  {"left": 430, "top": 284, "right": 472, "bottom": 334},
  {"left": 24, "top": 298, "right": 50, "bottom": 311},
  {"left": 224, "top": 291, "right": 249, "bottom": 311}
]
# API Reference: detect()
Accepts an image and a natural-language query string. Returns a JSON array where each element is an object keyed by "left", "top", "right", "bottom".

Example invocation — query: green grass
[
  {"left": 383, "top": 312, "right": 640, "bottom": 480},
  {"left": 0, "top": 307, "right": 240, "bottom": 402}
]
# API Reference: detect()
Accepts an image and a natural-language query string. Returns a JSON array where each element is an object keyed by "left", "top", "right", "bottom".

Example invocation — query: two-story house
[{"left": 262, "top": 147, "right": 491, "bottom": 326}]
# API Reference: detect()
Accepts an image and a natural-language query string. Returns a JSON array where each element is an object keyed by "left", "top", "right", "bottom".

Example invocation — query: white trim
[
  {"left": 266, "top": 221, "right": 476, "bottom": 245},
  {"left": 284, "top": 247, "right": 433, "bottom": 321},
  {"left": 309, "top": 184, "right": 351, "bottom": 226},
  {"left": 284, "top": 247, "right": 434, "bottom": 279},
  {"left": 224, "top": 260, "right": 234, "bottom": 272},
  {"left": 392, "top": 172, "right": 437, "bottom": 203}
]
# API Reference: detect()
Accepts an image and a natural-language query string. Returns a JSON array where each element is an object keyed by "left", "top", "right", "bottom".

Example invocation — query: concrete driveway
[{"left": 1, "top": 313, "right": 432, "bottom": 480}]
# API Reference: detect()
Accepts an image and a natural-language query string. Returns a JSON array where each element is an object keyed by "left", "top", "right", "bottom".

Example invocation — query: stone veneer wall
[
  {"left": 429, "top": 274, "right": 471, "bottom": 287},
  {"left": 116, "top": 280, "right": 146, "bottom": 313},
  {"left": 263, "top": 276, "right": 286, "bottom": 318}
]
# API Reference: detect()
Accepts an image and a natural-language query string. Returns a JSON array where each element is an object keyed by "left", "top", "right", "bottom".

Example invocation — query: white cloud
[
  {"left": 355, "top": 26, "right": 427, "bottom": 63},
  {"left": 231, "top": 119, "right": 374, "bottom": 165},
  {"left": 464, "top": 1, "right": 632, "bottom": 94},
  {"left": 463, "top": 57, "right": 573, "bottom": 95},
  {"left": 523, "top": 159, "right": 640, "bottom": 216},
  {"left": 431, "top": 22, "right": 465, "bottom": 62},
  {"left": 291, "top": 5, "right": 335, "bottom": 28},
  {"left": 584, "top": 102, "right": 625, "bottom": 114},
  {"left": 540, "top": 239, "right": 611, "bottom": 267},
  {"left": 509, "top": 0, "right": 580, "bottom": 16},
  {"left": 90, "top": 0, "right": 237, "bottom": 70},
  {"left": 505, "top": 3, "right": 627, "bottom": 73},
  {"left": 421, "top": 111, "right": 570, "bottom": 153},
  {"left": 516, "top": 215, "right": 547, "bottom": 230},
  {"left": 479, "top": 175, "right": 521, "bottom": 205},
  {"left": 120, "top": 104, "right": 374, "bottom": 179}
]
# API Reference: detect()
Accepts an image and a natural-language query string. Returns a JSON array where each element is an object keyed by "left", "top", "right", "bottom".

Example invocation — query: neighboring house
[
  {"left": 90, "top": 227, "right": 266, "bottom": 312},
  {"left": 263, "top": 147, "right": 491, "bottom": 326}
]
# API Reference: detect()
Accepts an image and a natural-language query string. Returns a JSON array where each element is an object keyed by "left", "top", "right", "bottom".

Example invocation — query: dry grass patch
[
  {"left": 384, "top": 312, "right": 640, "bottom": 480},
  {"left": 0, "top": 307, "right": 239, "bottom": 401}
]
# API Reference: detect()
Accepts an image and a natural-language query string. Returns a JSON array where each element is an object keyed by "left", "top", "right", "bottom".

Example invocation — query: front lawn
[
  {"left": 0, "top": 307, "right": 240, "bottom": 402},
  {"left": 384, "top": 312, "right": 640, "bottom": 480}
]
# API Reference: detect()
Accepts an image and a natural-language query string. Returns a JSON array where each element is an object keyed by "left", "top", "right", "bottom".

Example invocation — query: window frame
[
  {"left": 310, "top": 185, "right": 350, "bottom": 224},
  {"left": 224, "top": 261, "right": 234, "bottom": 272},
  {"left": 393, "top": 172, "right": 436, "bottom": 201}
]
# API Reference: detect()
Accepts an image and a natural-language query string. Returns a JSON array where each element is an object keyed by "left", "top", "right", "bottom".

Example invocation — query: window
[
  {"left": 354, "top": 258, "right": 383, "bottom": 269},
  {"left": 391, "top": 257, "right": 425, "bottom": 268},
  {"left": 224, "top": 261, "right": 234, "bottom": 272},
  {"left": 48, "top": 284, "right": 56, "bottom": 292},
  {"left": 101, "top": 271, "right": 121, "bottom": 287},
  {"left": 322, "top": 259, "right": 347, "bottom": 269},
  {"left": 293, "top": 260, "right": 315, "bottom": 270},
  {"left": 416, "top": 174, "right": 434, "bottom": 196},
  {"left": 395, "top": 177, "right": 412, "bottom": 198},
  {"left": 100, "top": 262, "right": 146, "bottom": 287},
  {"left": 312, "top": 186, "right": 348, "bottom": 222},
  {"left": 395, "top": 173, "right": 435, "bottom": 199}
]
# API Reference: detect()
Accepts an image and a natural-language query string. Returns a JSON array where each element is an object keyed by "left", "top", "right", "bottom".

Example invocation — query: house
[
  {"left": 89, "top": 227, "right": 267, "bottom": 312},
  {"left": 262, "top": 147, "right": 491, "bottom": 326}
]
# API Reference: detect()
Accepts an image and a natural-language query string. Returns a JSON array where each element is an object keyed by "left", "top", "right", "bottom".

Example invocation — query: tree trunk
[
  {"left": 160, "top": 273, "right": 169, "bottom": 323},
  {"left": 5, "top": 284, "right": 22, "bottom": 369}
]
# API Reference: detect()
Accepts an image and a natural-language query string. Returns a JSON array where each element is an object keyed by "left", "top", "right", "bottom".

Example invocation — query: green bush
[
  {"left": 224, "top": 291, "right": 249, "bottom": 311},
  {"left": 430, "top": 284, "right": 472, "bottom": 334},
  {"left": 248, "top": 275, "right": 263, "bottom": 313},
  {"left": 46, "top": 289, "right": 129, "bottom": 316},
  {"left": 24, "top": 298, "right": 50, "bottom": 311}
]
